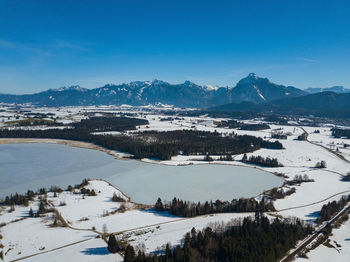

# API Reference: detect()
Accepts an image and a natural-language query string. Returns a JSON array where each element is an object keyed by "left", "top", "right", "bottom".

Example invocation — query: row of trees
[
  {"left": 217, "top": 120, "right": 270, "bottom": 131},
  {"left": 9, "top": 118, "right": 61, "bottom": 127},
  {"left": 286, "top": 174, "right": 314, "bottom": 186},
  {"left": 122, "top": 216, "right": 313, "bottom": 262},
  {"left": 332, "top": 128, "right": 350, "bottom": 139},
  {"left": 154, "top": 197, "right": 275, "bottom": 217},
  {"left": 316, "top": 194, "right": 350, "bottom": 224},
  {"left": 1, "top": 179, "right": 90, "bottom": 206},
  {"left": 242, "top": 154, "right": 283, "bottom": 167}
]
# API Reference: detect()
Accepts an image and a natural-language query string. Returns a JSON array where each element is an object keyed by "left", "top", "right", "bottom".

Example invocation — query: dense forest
[
  {"left": 264, "top": 115, "right": 288, "bottom": 125},
  {"left": 217, "top": 120, "right": 270, "bottom": 131},
  {"left": 154, "top": 197, "right": 275, "bottom": 217},
  {"left": 6, "top": 118, "right": 62, "bottom": 126},
  {"left": 331, "top": 128, "right": 350, "bottom": 139},
  {"left": 72, "top": 116, "right": 149, "bottom": 132},
  {"left": 121, "top": 216, "right": 313, "bottom": 262},
  {"left": 0, "top": 119, "right": 283, "bottom": 160}
]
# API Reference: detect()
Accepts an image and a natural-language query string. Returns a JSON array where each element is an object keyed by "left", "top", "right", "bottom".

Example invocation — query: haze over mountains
[
  {"left": 305, "top": 86, "right": 350, "bottom": 94},
  {"left": 0, "top": 73, "right": 349, "bottom": 118}
]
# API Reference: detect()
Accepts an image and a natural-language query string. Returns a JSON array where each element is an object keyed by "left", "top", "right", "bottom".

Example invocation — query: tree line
[
  {"left": 242, "top": 154, "right": 283, "bottom": 167},
  {"left": 217, "top": 120, "right": 270, "bottom": 131},
  {"left": 316, "top": 194, "right": 350, "bottom": 224},
  {"left": 0, "top": 179, "right": 90, "bottom": 206},
  {"left": 154, "top": 197, "right": 275, "bottom": 217},
  {"left": 0, "top": 128, "right": 283, "bottom": 160},
  {"left": 332, "top": 128, "right": 350, "bottom": 139}
]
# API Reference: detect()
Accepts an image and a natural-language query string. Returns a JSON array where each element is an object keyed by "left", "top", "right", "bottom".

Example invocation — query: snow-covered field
[{"left": 1, "top": 105, "right": 350, "bottom": 261}]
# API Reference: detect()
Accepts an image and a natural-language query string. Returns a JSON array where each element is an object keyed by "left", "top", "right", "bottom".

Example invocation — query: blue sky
[{"left": 0, "top": 0, "right": 349, "bottom": 94}]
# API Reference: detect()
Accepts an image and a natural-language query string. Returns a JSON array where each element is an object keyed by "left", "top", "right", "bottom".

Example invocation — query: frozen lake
[{"left": 0, "top": 143, "right": 283, "bottom": 204}]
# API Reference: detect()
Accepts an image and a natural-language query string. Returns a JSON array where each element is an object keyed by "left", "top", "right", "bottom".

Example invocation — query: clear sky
[{"left": 0, "top": 0, "right": 349, "bottom": 94}]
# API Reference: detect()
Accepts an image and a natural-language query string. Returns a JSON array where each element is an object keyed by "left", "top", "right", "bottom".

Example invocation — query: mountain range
[
  {"left": 0, "top": 73, "right": 306, "bottom": 108},
  {"left": 0, "top": 73, "right": 348, "bottom": 118},
  {"left": 305, "top": 86, "right": 350, "bottom": 94}
]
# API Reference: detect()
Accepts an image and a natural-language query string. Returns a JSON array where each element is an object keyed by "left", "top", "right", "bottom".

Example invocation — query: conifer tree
[
  {"left": 107, "top": 234, "right": 119, "bottom": 253},
  {"left": 124, "top": 245, "right": 136, "bottom": 262},
  {"left": 154, "top": 197, "right": 164, "bottom": 211},
  {"left": 29, "top": 207, "right": 34, "bottom": 217}
]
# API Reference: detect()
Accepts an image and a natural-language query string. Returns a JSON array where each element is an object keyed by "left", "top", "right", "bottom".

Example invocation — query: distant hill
[
  {"left": 305, "top": 86, "right": 350, "bottom": 94},
  {"left": 209, "top": 92, "right": 350, "bottom": 118},
  {"left": 0, "top": 73, "right": 306, "bottom": 108}
]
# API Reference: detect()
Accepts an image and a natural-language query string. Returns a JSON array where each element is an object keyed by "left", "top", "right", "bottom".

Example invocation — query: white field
[{"left": 22, "top": 238, "right": 123, "bottom": 262}]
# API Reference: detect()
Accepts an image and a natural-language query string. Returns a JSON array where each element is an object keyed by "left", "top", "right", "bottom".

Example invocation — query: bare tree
[{"left": 102, "top": 223, "right": 108, "bottom": 234}]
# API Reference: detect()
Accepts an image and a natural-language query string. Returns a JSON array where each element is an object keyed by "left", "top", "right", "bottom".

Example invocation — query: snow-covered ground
[
  {"left": 0, "top": 179, "right": 252, "bottom": 261},
  {"left": 22, "top": 238, "right": 123, "bottom": 262},
  {"left": 1, "top": 216, "right": 95, "bottom": 261},
  {"left": 1, "top": 105, "right": 350, "bottom": 261}
]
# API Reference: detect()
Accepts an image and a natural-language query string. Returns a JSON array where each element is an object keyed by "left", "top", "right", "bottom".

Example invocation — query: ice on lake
[{"left": 0, "top": 143, "right": 283, "bottom": 204}]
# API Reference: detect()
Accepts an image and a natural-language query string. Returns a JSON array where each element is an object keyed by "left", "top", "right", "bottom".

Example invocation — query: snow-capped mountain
[
  {"left": 227, "top": 73, "right": 306, "bottom": 104},
  {"left": 0, "top": 74, "right": 306, "bottom": 108}
]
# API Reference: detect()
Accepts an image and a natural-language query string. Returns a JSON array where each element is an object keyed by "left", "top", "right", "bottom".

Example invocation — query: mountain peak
[
  {"left": 237, "top": 73, "right": 265, "bottom": 85},
  {"left": 231, "top": 73, "right": 305, "bottom": 104},
  {"left": 247, "top": 73, "right": 258, "bottom": 80},
  {"left": 183, "top": 80, "right": 198, "bottom": 87},
  {"left": 151, "top": 79, "right": 168, "bottom": 85}
]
